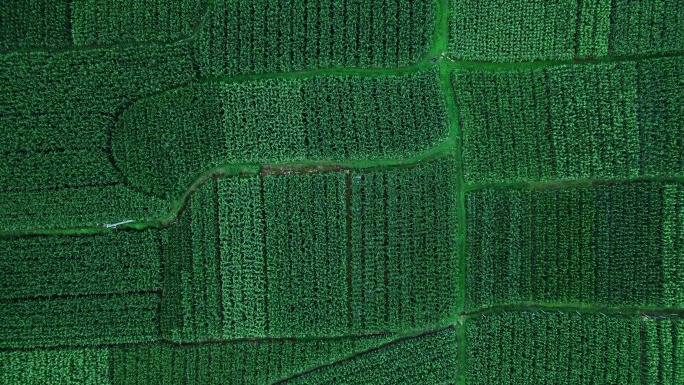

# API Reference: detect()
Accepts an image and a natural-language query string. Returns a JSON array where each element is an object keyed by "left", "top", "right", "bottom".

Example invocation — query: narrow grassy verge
[
  {"left": 436, "top": 1, "right": 466, "bottom": 383},
  {"left": 461, "top": 303, "right": 684, "bottom": 320},
  {"left": 466, "top": 175, "right": 684, "bottom": 192}
]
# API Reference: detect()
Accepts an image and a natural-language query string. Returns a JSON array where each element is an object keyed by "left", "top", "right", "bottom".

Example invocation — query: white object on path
[{"left": 103, "top": 219, "right": 135, "bottom": 228}]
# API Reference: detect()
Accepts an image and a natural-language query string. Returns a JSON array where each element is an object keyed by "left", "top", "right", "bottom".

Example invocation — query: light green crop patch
[
  {"left": 199, "top": 0, "right": 437, "bottom": 77},
  {"left": 449, "top": 0, "right": 611, "bottom": 61},
  {"left": 0, "top": 348, "right": 110, "bottom": 385}
]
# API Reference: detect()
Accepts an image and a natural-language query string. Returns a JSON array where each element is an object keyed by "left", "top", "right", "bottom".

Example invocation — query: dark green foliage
[
  {"left": 264, "top": 173, "right": 348, "bottom": 337},
  {"left": 466, "top": 182, "right": 684, "bottom": 310},
  {"left": 453, "top": 57, "right": 683, "bottom": 185},
  {"left": 0, "top": 232, "right": 161, "bottom": 299},
  {"left": 0, "top": 293, "right": 160, "bottom": 348},
  {"left": 350, "top": 156, "right": 459, "bottom": 333},
  {"left": 610, "top": 0, "right": 684, "bottom": 56},
  {"left": 0, "top": 186, "right": 168, "bottom": 232},
  {"left": 0, "top": 348, "right": 109, "bottom": 384},
  {"left": 285, "top": 327, "right": 458, "bottom": 384},
  {"left": 663, "top": 184, "right": 684, "bottom": 308},
  {"left": 110, "top": 334, "right": 395, "bottom": 384},
  {"left": 72, "top": 0, "right": 204, "bottom": 46},
  {"left": 452, "top": 60, "right": 681, "bottom": 184},
  {"left": 198, "top": 0, "right": 436, "bottom": 77},
  {"left": 637, "top": 57, "right": 684, "bottom": 178},
  {"left": 0, "top": 1, "right": 72, "bottom": 51},
  {"left": 0, "top": 42, "right": 195, "bottom": 230},
  {"left": 449, "top": 0, "right": 611, "bottom": 61},
  {"left": 466, "top": 311, "right": 643, "bottom": 385},
  {"left": 1, "top": 149, "right": 121, "bottom": 192},
  {"left": 114, "top": 69, "right": 448, "bottom": 198},
  {"left": 160, "top": 179, "right": 221, "bottom": 343},
  {"left": 0, "top": 42, "right": 194, "bottom": 154}
]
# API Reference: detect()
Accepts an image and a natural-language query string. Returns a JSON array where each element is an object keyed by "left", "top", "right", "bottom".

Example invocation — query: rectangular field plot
[
  {"left": 214, "top": 156, "right": 459, "bottom": 339},
  {"left": 453, "top": 57, "right": 684, "bottom": 185},
  {"left": 0, "top": 347, "right": 110, "bottom": 384},
  {"left": 0, "top": 1, "right": 72, "bottom": 51},
  {"left": 449, "top": 0, "right": 611, "bottom": 61},
  {"left": 0, "top": 232, "right": 161, "bottom": 299},
  {"left": 610, "top": 0, "right": 684, "bottom": 56},
  {"left": 465, "top": 182, "right": 684, "bottom": 310},
  {"left": 72, "top": 0, "right": 203, "bottom": 46},
  {"left": 349, "top": 157, "right": 459, "bottom": 333},
  {"left": 199, "top": 0, "right": 436, "bottom": 77},
  {"left": 160, "top": 179, "right": 222, "bottom": 343},
  {"left": 0, "top": 293, "right": 160, "bottom": 348},
  {"left": 464, "top": 311, "right": 681, "bottom": 385}
]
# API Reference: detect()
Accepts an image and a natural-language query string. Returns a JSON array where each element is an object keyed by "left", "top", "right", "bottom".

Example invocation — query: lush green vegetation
[
  {"left": 216, "top": 156, "right": 459, "bottom": 338},
  {"left": 450, "top": 0, "right": 684, "bottom": 61},
  {"left": 160, "top": 179, "right": 222, "bottom": 343},
  {"left": 0, "top": 1, "right": 72, "bottom": 51},
  {"left": 110, "top": 333, "right": 399, "bottom": 384},
  {"left": 0, "top": 293, "right": 160, "bottom": 348},
  {"left": 114, "top": 69, "right": 448, "bottom": 199},
  {"left": 0, "top": 232, "right": 161, "bottom": 299},
  {"left": 198, "top": 0, "right": 436, "bottom": 77},
  {"left": 72, "top": 0, "right": 203, "bottom": 46},
  {"left": 349, "top": 156, "right": 459, "bottom": 333},
  {"left": 453, "top": 57, "right": 683, "bottom": 185},
  {"left": 465, "top": 182, "right": 684, "bottom": 311},
  {"left": 0, "top": 348, "right": 110, "bottom": 384},
  {"left": 610, "top": 0, "right": 684, "bottom": 56},
  {"left": 2, "top": 0, "right": 683, "bottom": 383},
  {"left": 465, "top": 311, "right": 647, "bottom": 384},
  {"left": 284, "top": 327, "right": 457, "bottom": 384},
  {"left": 449, "top": 0, "right": 611, "bottom": 61},
  {"left": 0, "top": 42, "right": 195, "bottom": 231}
]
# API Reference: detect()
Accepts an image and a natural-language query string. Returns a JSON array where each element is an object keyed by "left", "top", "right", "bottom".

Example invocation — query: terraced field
[{"left": 1, "top": 0, "right": 683, "bottom": 383}]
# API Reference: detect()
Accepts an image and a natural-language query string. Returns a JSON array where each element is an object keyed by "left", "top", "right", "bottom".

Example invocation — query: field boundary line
[
  {"left": 447, "top": 50, "right": 684, "bottom": 71},
  {"left": 0, "top": 289, "right": 161, "bottom": 303},
  {"left": 461, "top": 303, "right": 684, "bottom": 319},
  {"left": 271, "top": 325, "right": 456, "bottom": 384},
  {"left": 0, "top": 330, "right": 400, "bottom": 352},
  {"left": 466, "top": 175, "right": 684, "bottom": 192}
]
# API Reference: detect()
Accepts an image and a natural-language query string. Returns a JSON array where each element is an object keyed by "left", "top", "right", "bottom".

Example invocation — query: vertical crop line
[
  {"left": 575, "top": 0, "right": 583, "bottom": 58},
  {"left": 158, "top": 231, "right": 165, "bottom": 339},
  {"left": 260, "top": 174, "right": 270, "bottom": 335},
  {"left": 108, "top": 346, "right": 115, "bottom": 384},
  {"left": 640, "top": 318, "right": 647, "bottom": 385},
  {"left": 345, "top": 171, "right": 354, "bottom": 331},
  {"left": 382, "top": 172, "right": 390, "bottom": 324},
  {"left": 65, "top": 0, "right": 74, "bottom": 46},
  {"left": 213, "top": 177, "right": 224, "bottom": 338}
]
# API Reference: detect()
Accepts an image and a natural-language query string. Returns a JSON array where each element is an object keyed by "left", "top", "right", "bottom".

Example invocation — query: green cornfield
[{"left": 0, "top": 0, "right": 682, "bottom": 384}]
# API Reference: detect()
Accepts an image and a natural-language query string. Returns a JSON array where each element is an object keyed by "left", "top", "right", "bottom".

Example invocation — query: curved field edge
[{"left": 0, "top": 142, "right": 455, "bottom": 237}]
